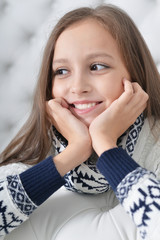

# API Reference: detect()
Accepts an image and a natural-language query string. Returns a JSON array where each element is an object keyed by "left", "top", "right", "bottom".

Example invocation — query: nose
[{"left": 70, "top": 72, "right": 92, "bottom": 95}]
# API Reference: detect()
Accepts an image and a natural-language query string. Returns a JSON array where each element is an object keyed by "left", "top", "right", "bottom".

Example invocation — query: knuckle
[
  {"left": 48, "top": 99, "right": 58, "bottom": 109},
  {"left": 141, "top": 92, "right": 149, "bottom": 102},
  {"left": 132, "top": 82, "right": 138, "bottom": 87},
  {"left": 46, "top": 100, "right": 56, "bottom": 115},
  {"left": 47, "top": 99, "right": 53, "bottom": 107},
  {"left": 127, "top": 89, "right": 134, "bottom": 95},
  {"left": 132, "top": 82, "right": 139, "bottom": 90},
  {"left": 125, "top": 90, "right": 133, "bottom": 100},
  {"left": 145, "top": 92, "right": 149, "bottom": 100}
]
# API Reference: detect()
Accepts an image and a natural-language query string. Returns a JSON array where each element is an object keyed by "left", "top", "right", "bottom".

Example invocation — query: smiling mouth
[{"left": 70, "top": 102, "right": 102, "bottom": 110}]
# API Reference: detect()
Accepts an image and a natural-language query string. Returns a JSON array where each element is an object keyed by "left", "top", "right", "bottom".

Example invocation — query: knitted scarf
[{"left": 51, "top": 114, "right": 144, "bottom": 194}]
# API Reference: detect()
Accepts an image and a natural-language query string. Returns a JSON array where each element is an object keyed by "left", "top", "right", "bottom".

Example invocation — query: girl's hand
[
  {"left": 46, "top": 98, "right": 91, "bottom": 145},
  {"left": 89, "top": 79, "right": 149, "bottom": 156},
  {"left": 46, "top": 98, "right": 92, "bottom": 175}
]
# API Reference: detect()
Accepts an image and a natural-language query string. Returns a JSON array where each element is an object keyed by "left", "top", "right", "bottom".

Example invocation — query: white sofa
[{"left": 4, "top": 187, "right": 137, "bottom": 240}]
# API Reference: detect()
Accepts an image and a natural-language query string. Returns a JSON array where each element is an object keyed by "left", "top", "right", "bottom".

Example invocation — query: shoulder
[{"left": 133, "top": 117, "right": 160, "bottom": 175}]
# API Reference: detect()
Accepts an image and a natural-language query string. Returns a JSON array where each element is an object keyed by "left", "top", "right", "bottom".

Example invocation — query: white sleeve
[
  {"left": 0, "top": 164, "right": 37, "bottom": 237},
  {"left": 116, "top": 167, "right": 160, "bottom": 240}
]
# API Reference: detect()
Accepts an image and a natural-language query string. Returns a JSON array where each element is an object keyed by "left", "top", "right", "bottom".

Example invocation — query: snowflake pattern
[
  {"left": 7, "top": 175, "right": 37, "bottom": 216},
  {"left": 0, "top": 180, "right": 24, "bottom": 236},
  {"left": 116, "top": 167, "right": 160, "bottom": 239},
  {"left": 0, "top": 175, "right": 37, "bottom": 236},
  {"left": 52, "top": 114, "right": 144, "bottom": 194},
  {"left": 116, "top": 167, "right": 152, "bottom": 204},
  {"left": 125, "top": 113, "right": 144, "bottom": 156}
]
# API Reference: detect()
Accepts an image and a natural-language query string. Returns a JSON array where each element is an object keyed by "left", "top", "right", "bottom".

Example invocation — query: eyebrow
[
  {"left": 86, "top": 52, "right": 114, "bottom": 60},
  {"left": 53, "top": 52, "right": 114, "bottom": 65},
  {"left": 53, "top": 58, "right": 69, "bottom": 65}
]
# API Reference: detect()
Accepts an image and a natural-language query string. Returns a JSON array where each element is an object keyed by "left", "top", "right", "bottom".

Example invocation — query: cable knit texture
[
  {"left": 0, "top": 156, "right": 65, "bottom": 237},
  {"left": 97, "top": 147, "right": 139, "bottom": 191},
  {"left": 20, "top": 156, "right": 65, "bottom": 205}
]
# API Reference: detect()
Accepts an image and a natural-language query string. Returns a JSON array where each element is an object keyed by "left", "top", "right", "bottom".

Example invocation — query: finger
[
  {"left": 134, "top": 83, "right": 149, "bottom": 102},
  {"left": 53, "top": 98, "right": 69, "bottom": 109},
  {"left": 117, "top": 78, "right": 134, "bottom": 105},
  {"left": 46, "top": 100, "right": 53, "bottom": 114},
  {"left": 123, "top": 78, "right": 134, "bottom": 94},
  {"left": 46, "top": 99, "right": 75, "bottom": 127},
  {"left": 46, "top": 100, "right": 62, "bottom": 124},
  {"left": 127, "top": 83, "right": 149, "bottom": 108},
  {"left": 47, "top": 99, "right": 64, "bottom": 114},
  {"left": 131, "top": 82, "right": 149, "bottom": 101},
  {"left": 131, "top": 82, "right": 143, "bottom": 94}
]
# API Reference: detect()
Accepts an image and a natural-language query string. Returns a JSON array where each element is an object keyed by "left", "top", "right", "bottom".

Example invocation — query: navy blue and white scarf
[{"left": 51, "top": 114, "right": 144, "bottom": 194}]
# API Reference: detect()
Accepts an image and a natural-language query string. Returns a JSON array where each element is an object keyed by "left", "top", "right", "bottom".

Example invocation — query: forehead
[
  {"left": 53, "top": 18, "right": 120, "bottom": 59},
  {"left": 55, "top": 18, "right": 112, "bottom": 44}
]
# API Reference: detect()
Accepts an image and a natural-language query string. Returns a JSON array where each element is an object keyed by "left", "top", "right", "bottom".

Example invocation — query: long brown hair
[{"left": 1, "top": 4, "right": 160, "bottom": 166}]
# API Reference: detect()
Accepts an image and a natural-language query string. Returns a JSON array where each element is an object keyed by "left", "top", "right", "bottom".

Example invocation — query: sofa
[{"left": 4, "top": 186, "right": 137, "bottom": 240}]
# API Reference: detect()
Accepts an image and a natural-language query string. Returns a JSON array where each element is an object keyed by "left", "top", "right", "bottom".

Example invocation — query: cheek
[
  {"left": 100, "top": 78, "right": 124, "bottom": 101},
  {"left": 52, "top": 81, "right": 64, "bottom": 98}
]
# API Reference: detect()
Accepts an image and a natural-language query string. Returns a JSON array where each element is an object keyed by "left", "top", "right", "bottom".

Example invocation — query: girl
[{"left": 1, "top": 4, "right": 160, "bottom": 240}]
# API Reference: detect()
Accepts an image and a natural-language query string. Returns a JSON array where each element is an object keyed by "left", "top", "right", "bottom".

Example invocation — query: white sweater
[{"left": 0, "top": 118, "right": 160, "bottom": 240}]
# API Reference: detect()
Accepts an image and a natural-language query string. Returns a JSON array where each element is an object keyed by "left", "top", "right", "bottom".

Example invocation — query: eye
[
  {"left": 90, "top": 63, "right": 109, "bottom": 71},
  {"left": 54, "top": 68, "right": 68, "bottom": 76}
]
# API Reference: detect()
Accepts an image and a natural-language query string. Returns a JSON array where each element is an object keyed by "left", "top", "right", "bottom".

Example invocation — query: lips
[{"left": 69, "top": 101, "right": 103, "bottom": 114}]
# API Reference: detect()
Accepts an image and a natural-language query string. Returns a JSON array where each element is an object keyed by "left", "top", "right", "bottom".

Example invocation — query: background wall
[{"left": 0, "top": 0, "right": 160, "bottom": 152}]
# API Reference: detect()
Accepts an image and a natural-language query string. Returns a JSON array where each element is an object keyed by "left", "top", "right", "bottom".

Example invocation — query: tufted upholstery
[
  {"left": 4, "top": 187, "right": 138, "bottom": 240},
  {"left": 0, "top": 0, "right": 160, "bottom": 151}
]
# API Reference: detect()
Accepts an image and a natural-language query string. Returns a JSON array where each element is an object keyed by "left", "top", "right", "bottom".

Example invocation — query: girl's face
[{"left": 52, "top": 19, "right": 130, "bottom": 126}]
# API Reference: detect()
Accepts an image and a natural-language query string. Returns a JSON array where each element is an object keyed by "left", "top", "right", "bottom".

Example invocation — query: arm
[
  {"left": 97, "top": 148, "right": 160, "bottom": 240},
  {"left": 0, "top": 156, "right": 65, "bottom": 237},
  {"left": 89, "top": 79, "right": 158, "bottom": 240},
  {"left": 46, "top": 97, "right": 92, "bottom": 177},
  {"left": 0, "top": 145, "right": 89, "bottom": 237},
  {"left": 0, "top": 97, "right": 91, "bottom": 237}
]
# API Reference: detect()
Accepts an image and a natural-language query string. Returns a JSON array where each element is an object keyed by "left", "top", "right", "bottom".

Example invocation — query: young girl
[{"left": 1, "top": 4, "right": 160, "bottom": 240}]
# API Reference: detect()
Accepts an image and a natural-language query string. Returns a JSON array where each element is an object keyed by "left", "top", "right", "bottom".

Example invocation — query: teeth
[{"left": 74, "top": 103, "right": 96, "bottom": 109}]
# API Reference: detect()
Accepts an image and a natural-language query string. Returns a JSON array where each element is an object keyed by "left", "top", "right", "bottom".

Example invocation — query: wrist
[
  {"left": 94, "top": 143, "right": 117, "bottom": 156},
  {"left": 92, "top": 136, "right": 117, "bottom": 156},
  {"left": 69, "top": 134, "right": 91, "bottom": 146},
  {"left": 54, "top": 142, "right": 91, "bottom": 177}
]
